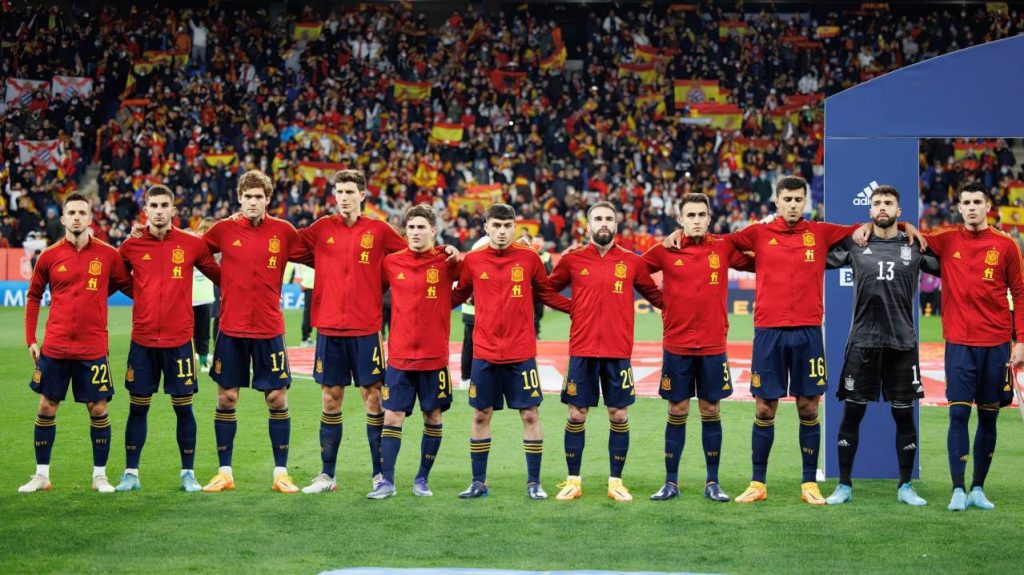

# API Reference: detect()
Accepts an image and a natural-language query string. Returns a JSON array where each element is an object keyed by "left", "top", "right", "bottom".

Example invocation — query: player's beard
[
  {"left": 592, "top": 229, "right": 614, "bottom": 246},
  {"left": 872, "top": 214, "right": 896, "bottom": 229}
]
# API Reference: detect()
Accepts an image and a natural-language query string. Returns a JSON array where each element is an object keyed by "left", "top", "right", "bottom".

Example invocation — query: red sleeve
[
  {"left": 109, "top": 250, "right": 133, "bottom": 298},
  {"left": 532, "top": 256, "right": 572, "bottom": 314},
  {"left": 446, "top": 254, "right": 462, "bottom": 281},
  {"left": 1005, "top": 239, "right": 1024, "bottom": 339},
  {"left": 383, "top": 223, "right": 406, "bottom": 254},
  {"left": 729, "top": 246, "right": 756, "bottom": 272},
  {"left": 118, "top": 241, "right": 134, "bottom": 273},
  {"left": 642, "top": 245, "right": 664, "bottom": 273},
  {"left": 285, "top": 225, "right": 314, "bottom": 266},
  {"left": 451, "top": 260, "right": 474, "bottom": 308},
  {"left": 728, "top": 225, "right": 757, "bottom": 251},
  {"left": 634, "top": 258, "right": 663, "bottom": 309},
  {"left": 25, "top": 251, "right": 49, "bottom": 347},
  {"left": 297, "top": 222, "right": 317, "bottom": 252},
  {"left": 548, "top": 254, "right": 572, "bottom": 292},
  {"left": 204, "top": 221, "right": 224, "bottom": 254},
  {"left": 195, "top": 239, "right": 221, "bottom": 285},
  {"left": 923, "top": 230, "right": 948, "bottom": 257},
  {"left": 380, "top": 257, "right": 392, "bottom": 292},
  {"left": 817, "top": 222, "right": 860, "bottom": 247}
]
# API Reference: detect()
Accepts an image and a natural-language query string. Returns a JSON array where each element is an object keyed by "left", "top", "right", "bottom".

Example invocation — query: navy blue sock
[
  {"left": 947, "top": 403, "right": 971, "bottom": 490},
  {"left": 214, "top": 408, "right": 237, "bottom": 467},
  {"left": 90, "top": 413, "right": 112, "bottom": 467},
  {"left": 608, "top": 419, "right": 630, "bottom": 479},
  {"left": 837, "top": 401, "right": 867, "bottom": 486},
  {"left": 564, "top": 419, "right": 585, "bottom": 476},
  {"left": 268, "top": 409, "right": 290, "bottom": 467},
  {"left": 124, "top": 395, "right": 151, "bottom": 469},
  {"left": 751, "top": 417, "right": 775, "bottom": 483},
  {"left": 524, "top": 439, "right": 543, "bottom": 484},
  {"left": 664, "top": 413, "right": 687, "bottom": 484},
  {"left": 418, "top": 423, "right": 443, "bottom": 479},
  {"left": 701, "top": 413, "right": 723, "bottom": 483},
  {"left": 891, "top": 404, "right": 917, "bottom": 485},
  {"left": 799, "top": 415, "right": 821, "bottom": 483},
  {"left": 972, "top": 407, "right": 999, "bottom": 489},
  {"left": 366, "top": 412, "right": 384, "bottom": 476},
  {"left": 470, "top": 438, "right": 491, "bottom": 482},
  {"left": 33, "top": 414, "right": 56, "bottom": 465},
  {"left": 172, "top": 396, "right": 197, "bottom": 470},
  {"left": 380, "top": 425, "right": 403, "bottom": 483},
  {"left": 320, "top": 412, "right": 343, "bottom": 477}
]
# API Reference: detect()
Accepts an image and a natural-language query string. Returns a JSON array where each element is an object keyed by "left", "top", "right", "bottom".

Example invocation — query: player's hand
[
  {"left": 852, "top": 223, "right": 872, "bottom": 247},
  {"left": 1011, "top": 342, "right": 1024, "bottom": 369},
  {"left": 756, "top": 213, "right": 777, "bottom": 225},
  {"left": 442, "top": 244, "right": 461, "bottom": 262},
  {"left": 902, "top": 222, "right": 928, "bottom": 252},
  {"left": 28, "top": 343, "right": 40, "bottom": 363},
  {"left": 130, "top": 223, "right": 145, "bottom": 239},
  {"left": 663, "top": 230, "right": 682, "bottom": 249},
  {"left": 560, "top": 242, "right": 585, "bottom": 257}
]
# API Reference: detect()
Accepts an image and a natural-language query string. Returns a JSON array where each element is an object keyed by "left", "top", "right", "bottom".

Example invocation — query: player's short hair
[
  {"left": 236, "top": 169, "right": 273, "bottom": 197},
  {"left": 776, "top": 175, "right": 808, "bottom": 197},
  {"left": 678, "top": 192, "right": 711, "bottom": 211},
  {"left": 63, "top": 191, "right": 91, "bottom": 209},
  {"left": 957, "top": 181, "right": 991, "bottom": 203},
  {"left": 334, "top": 169, "right": 366, "bottom": 191},
  {"left": 870, "top": 185, "right": 900, "bottom": 202},
  {"left": 144, "top": 184, "right": 174, "bottom": 203},
  {"left": 485, "top": 203, "right": 516, "bottom": 222},
  {"left": 403, "top": 204, "right": 437, "bottom": 228},
  {"left": 586, "top": 201, "right": 617, "bottom": 219}
]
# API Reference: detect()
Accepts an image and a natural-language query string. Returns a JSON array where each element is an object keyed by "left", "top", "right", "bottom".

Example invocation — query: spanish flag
[
  {"left": 364, "top": 202, "right": 389, "bottom": 221},
  {"left": 1008, "top": 180, "right": 1024, "bottom": 205},
  {"left": 618, "top": 62, "right": 657, "bottom": 85},
  {"left": 539, "top": 45, "right": 566, "bottom": 71},
  {"left": 674, "top": 80, "right": 721, "bottom": 108},
  {"left": 816, "top": 25, "right": 841, "bottom": 39},
  {"left": 999, "top": 206, "right": 1024, "bottom": 231},
  {"left": 204, "top": 152, "right": 238, "bottom": 168},
  {"left": 634, "top": 45, "right": 673, "bottom": 63},
  {"left": 430, "top": 122, "right": 464, "bottom": 146},
  {"left": 142, "top": 51, "right": 173, "bottom": 66},
  {"left": 132, "top": 61, "right": 156, "bottom": 75},
  {"left": 466, "top": 20, "right": 488, "bottom": 45},
  {"left": 413, "top": 161, "right": 439, "bottom": 189},
  {"left": 296, "top": 161, "right": 347, "bottom": 184},
  {"left": 718, "top": 21, "right": 749, "bottom": 42},
  {"left": 393, "top": 80, "right": 431, "bottom": 103},
  {"left": 293, "top": 22, "right": 323, "bottom": 41},
  {"left": 516, "top": 219, "right": 540, "bottom": 238},
  {"left": 690, "top": 103, "right": 743, "bottom": 130}
]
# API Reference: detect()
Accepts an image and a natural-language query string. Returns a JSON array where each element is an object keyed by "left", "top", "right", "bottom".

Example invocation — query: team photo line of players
[{"left": 20, "top": 168, "right": 1024, "bottom": 510}]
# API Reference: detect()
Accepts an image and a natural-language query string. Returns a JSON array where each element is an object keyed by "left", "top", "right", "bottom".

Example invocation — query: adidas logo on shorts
[
  {"left": 852, "top": 181, "right": 879, "bottom": 206},
  {"left": 837, "top": 439, "right": 851, "bottom": 447}
]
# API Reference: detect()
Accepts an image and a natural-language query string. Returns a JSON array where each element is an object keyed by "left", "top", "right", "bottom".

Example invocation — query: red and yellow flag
[
  {"left": 393, "top": 80, "right": 431, "bottom": 103},
  {"left": 413, "top": 161, "right": 439, "bottom": 189},
  {"left": 999, "top": 206, "right": 1024, "bottom": 231},
  {"left": 618, "top": 62, "right": 657, "bottom": 85},
  {"left": 204, "top": 152, "right": 238, "bottom": 168},
  {"left": 1007, "top": 180, "right": 1024, "bottom": 205},
  {"left": 674, "top": 80, "right": 721, "bottom": 108},
  {"left": 293, "top": 22, "right": 323, "bottom": 41},
  {"left": 430, "top": 122, "right": 464, "bottom": 146},
  {"left": 718, "top": 21, "right": 749, "bottom": 42},
  {"left": 690, "top": 103, "right": 743, "bottom": 130},
  {"left": 816, "top": 25, "right": 841, "bottom": 39},
  {"left": 296, "top": 161, "right": 347, "bottom": 184}
]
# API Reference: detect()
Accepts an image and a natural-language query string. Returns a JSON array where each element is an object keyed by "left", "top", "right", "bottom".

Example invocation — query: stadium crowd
[{"left": 1, "top": 2, "right": 1023, "bottom": 251}]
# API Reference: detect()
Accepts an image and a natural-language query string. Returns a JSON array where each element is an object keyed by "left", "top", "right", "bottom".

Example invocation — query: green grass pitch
[{"left": 1, "top": 308, "right": 1020, "bottom": 574}]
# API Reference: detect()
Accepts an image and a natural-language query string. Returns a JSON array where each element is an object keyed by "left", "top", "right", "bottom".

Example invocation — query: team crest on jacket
[
  {"left": 708, "top": 253, "right": 721, "bottom": 269},
  {"left": 511, "top": 265, "right": 525, "bottom": 282},
  {"left": 900, "top": 245, "right": 912, "bottom": 263},
  {"left": 614, "top": 262, "right": 628, "bottom": 279},
  {"left": 88, "top": 259, "right": 102, "bottom": 276},
  {"left": 802, "top": 232, "right": 816, "bottom": 247},
  {"left": 426, "top": 268, "right": 440, "bottom": 284},
  {"left": 361, "top": 233, "right": 375, "bottom": 249},
  {"left": 171, "top": 247, "right": 185, "bottom": 264},
  {"left": 268, "top": 237, "right": 281, "bottom": 253},
  {"left": 985, "top": 249, "right": 1000, "bottom": 266}
]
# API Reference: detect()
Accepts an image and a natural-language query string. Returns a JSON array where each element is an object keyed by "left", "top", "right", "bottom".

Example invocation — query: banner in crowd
[
  {"left": 634, "top": 45, "right": 675, "bottom": 63},
  {"left": 430, "top": 122, "right": 464, "bottom": 145},
  {"left": 816, "top": 25, "right": 841, "bottom": 39},
  {"left": 295, "top": 161, "right": 347, "bottom": 184},
  {"left": 953, "top": 140, "right": 997, "bottom": 160},
  {"left": 413, "top": 161, "right": 439, "bottom": 188},
  {"left": 0, "top": 281, "right": 306, "bottom": 309},
  {"left": 718, "top": 21, "right": 749, "bottom": 41},
  {"left": 618, "top": 62, "right": 657, "bottom": 85},
  {"left": 998, "top": 206, "right": 1024, "bottom": 231},
  {"left": 393, "top": 80, "right": 431, "bottom": 103},
  {"left": 5, "top": 78, "right": 49, "bottom": 106},
  {"left": 674, "top": 79, "right": 721, "bottom": 107},
  {"left": 1008, "top": 180, "right": 1024, "bottom": 205},
  {"left": 293, "top": 22, "right": 323, "bottom": 41},
  {"left": 450, "top": 183, "right": 502, "bottom": 213},
  {"left": 689, "top": 103, "right": 743, "bottom": 130},
  {"left": 17, "top": 140, "right": 64, "bottom": 170},
  {"left": 51, "top": 75, "right": 93, "bottom": 100},
  {"left": 203, "top": 152, "right": 238, "bottom": 168},
  {"left": 490, "top": 69, "right": 526, "bottom": 93},
  {"left": 539, "top": 27, "right": 567, "bottom": 71}
]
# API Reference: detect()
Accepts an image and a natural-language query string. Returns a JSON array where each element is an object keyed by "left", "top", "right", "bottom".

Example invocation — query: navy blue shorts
[
  {"left": 313, "top": 333, "right": 385, "bottom": 387},
  {"left": 469, "top": 358, "right": 543, "bottom": 411},
  {"left": 382, "top": 366, "right": 454, "bottom": 415},
  {"left": 660, "top": 351, "right": 734, "bottom": 403},
  {"left": 30, "top": 354, "right": 114, "bottom": 404},
  {"left": 561, "top": 357, "right": 636, "bottom": 409},
  {"left": 125, "top": 341, "right": 199, "bottom": 396},
  {"left": 945, "top": 342, "right": 1013, "bottom": 406},
  {"left": 750, "top": 327, "right": 828, "bottom": 399},
  {"left": 211, "top": 334, "right": 291, "bottom": 391}
]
